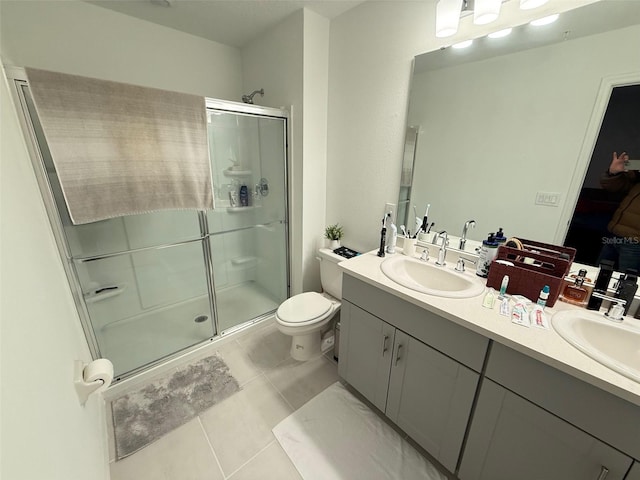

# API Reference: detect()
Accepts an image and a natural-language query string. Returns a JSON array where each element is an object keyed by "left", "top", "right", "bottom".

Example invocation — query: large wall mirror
[{"left": 399, "top": 0, "right": 640, "bottom": 268}]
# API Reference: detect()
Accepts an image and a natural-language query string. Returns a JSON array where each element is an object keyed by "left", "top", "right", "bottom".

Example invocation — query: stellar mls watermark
[{"left": 602, "top": 236, "right": 640, "bottom": 245}]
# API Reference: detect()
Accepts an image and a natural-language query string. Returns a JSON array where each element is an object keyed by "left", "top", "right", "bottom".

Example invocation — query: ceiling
[{"left": 88, "top": 0, "right": 366, "bottom": 48}]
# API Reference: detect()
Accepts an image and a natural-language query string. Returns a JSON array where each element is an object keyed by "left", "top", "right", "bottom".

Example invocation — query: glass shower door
[
  {"left": 16, "top": 79, "right": 289, "bottom": 379},
  {"left": 21, "top": 86, "right": 216, "bottom": 378},
  {"left": 75, "top": 229, "right": 215, "bottom": 376},
  {"left": 206, "top": 110, "right": 289, "bottom": 333}
]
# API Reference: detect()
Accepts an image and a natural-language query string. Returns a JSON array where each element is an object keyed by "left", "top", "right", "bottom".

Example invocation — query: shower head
[{"left": 242, "top": 88, "right": 264, "bottom": 104}]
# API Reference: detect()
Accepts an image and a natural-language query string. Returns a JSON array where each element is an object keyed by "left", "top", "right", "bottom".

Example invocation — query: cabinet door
[
  {"left": 338, "top": 301, "right": 395, "bottom": 412},
  {"left": 627, "top": 462, "right": 640, "bottom": 480},
  {"left": 386, "top": 331, "right": 479, "bottom": 473},
  {"left": 459, "top": 379, "right": 632, "bottom": 480}
]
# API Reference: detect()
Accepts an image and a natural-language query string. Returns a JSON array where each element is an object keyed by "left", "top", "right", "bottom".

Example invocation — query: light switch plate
[
  {"left": 535, "top": 191, "right": 561, "bottom": 207},
  {"left": 384, "top": 203, "right": 397, "bottom": 225}
]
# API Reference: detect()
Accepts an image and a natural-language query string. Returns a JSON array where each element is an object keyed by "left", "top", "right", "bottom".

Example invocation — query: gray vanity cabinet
[
  {"left": 339, "top": 273, "right": 639, "bottom": 479},
  {"left": 458, "top": 379, "right": 633, "bottom": 480},
  {"left": 385, "top": 330, "right": 479, "bottom": 472},
  {"left": 339, "top": 274, "right": 487, "bottom": 473}
]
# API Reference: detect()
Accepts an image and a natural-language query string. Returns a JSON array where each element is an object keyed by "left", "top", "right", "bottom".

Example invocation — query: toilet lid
[{"left": 277, "top": 292, "right": 332, "bottom": 324}]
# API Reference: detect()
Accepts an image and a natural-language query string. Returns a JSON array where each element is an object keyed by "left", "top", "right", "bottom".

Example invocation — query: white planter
[{"left": 329, "top": 239, "right": 340, "bottom": 250}]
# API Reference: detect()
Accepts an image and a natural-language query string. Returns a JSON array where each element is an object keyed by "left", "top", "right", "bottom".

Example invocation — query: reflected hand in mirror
[{"left": 608, "top": 151, "right": 629, "bottom": 175}]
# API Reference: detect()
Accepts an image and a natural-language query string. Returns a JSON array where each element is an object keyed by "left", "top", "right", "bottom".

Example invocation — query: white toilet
[{"left": 275, "top": 248, "right": 343, "bottom": 361}]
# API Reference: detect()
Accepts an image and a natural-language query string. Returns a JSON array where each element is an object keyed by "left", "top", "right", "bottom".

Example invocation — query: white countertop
[{"left": 338, "top": 248, "right": 640, "bottom": 407}]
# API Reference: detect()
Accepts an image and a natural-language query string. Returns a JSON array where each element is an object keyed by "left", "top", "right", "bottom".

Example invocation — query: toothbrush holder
[{"left": 403, "top": 237, "right": 416, "bottom": 256}]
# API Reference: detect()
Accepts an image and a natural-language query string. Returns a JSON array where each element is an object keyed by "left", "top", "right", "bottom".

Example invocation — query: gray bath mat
[{"left": 111, "top": 353, "right": 240, "bottom": 460}]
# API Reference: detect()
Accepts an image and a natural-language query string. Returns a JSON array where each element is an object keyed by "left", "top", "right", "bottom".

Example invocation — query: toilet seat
[{"left": 276, "top": 292, "right": 335, "bottom": 327}]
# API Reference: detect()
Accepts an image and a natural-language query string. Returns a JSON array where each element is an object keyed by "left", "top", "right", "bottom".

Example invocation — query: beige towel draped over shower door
[{"left": 25, "top": 68, "right": 214, "bottom": 224}]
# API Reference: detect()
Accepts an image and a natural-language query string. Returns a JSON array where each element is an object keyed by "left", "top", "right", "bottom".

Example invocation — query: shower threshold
[{"left": 99, "top": 281, "right": 281, "bottom": 380}]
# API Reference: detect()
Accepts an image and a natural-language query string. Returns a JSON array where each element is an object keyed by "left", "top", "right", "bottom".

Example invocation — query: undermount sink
[
  {"left": 380, "top": 255, "right": 485, "bottom": 298},
  {"left": 552, "top": 310, "right": 640, "bottom": 383}
]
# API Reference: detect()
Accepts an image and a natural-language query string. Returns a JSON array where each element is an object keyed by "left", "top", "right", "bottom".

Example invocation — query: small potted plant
[{"left": 325, "top": 223, "right": 344, "bottom": 250}]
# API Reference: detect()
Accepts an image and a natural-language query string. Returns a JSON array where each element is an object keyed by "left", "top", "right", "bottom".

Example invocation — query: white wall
[
  {"left": 326, "top": 0, "right": 596, "bottom": 253},
  {"left": 301, "top": 11, "right": 330, "bottom": 292},
  {"left": 0, "top": 0, "right": 242, "bottom": 99},
  {"left": 242, "top": 10, "right": 305, "bottom": 293},
  {"left": 1, "top": 73, "right": 109, "bottom": 480},
  {"left": 0, "top": 1, "right": 244, "bottom": 478},
  {"left": 242, "top": 8, "right": 329, "bottom": 293}
]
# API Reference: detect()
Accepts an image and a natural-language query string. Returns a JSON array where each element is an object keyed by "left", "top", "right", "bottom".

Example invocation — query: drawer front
[
  {"left": 342, "top": 274, "right": 488, "bottom": 371},
  {"left": 486, "top": 342, "right": 640, "bottom": 459}
]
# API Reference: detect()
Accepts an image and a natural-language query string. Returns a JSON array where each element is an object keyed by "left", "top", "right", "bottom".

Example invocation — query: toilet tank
[{"left": 318, "top": 248, "right": 344, "bottom": 299}]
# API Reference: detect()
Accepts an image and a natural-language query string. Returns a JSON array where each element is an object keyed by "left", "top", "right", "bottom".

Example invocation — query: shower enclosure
[{"left": 9, "top": 72, "right": 290, "bottom": 380}]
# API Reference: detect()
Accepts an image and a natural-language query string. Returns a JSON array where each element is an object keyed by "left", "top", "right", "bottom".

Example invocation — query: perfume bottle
[{"left": 559, "top": 269, "right": 589, "bottom": 306}]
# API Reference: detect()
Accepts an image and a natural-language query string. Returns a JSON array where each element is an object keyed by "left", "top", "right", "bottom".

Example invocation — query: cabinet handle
[
  {"left": 395, "top": 343, "right": 403, "bottom": 366},
  {"left": 381, "top": 335, "right": 389, "bottom": 356},
  {"left": 596, "top": 466, "right": 609, "bottom": 480}
]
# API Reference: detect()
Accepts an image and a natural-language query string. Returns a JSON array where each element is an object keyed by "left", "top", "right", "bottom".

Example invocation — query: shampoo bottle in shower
[{"left": 239, "top": 185, "right": 249, "bottom": 207}]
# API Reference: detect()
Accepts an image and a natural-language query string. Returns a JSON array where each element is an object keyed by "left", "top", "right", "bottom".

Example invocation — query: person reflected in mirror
[{"left": 598, "top": 151, "right": 640, "bottom": 272}]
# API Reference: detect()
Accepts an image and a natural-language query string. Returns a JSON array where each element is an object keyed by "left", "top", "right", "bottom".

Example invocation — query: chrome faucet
[
  {"left": 434, "top": 231, "right": 448, "bottom": 266},
  {"left": 459, "top": 219, "right": 476, "bottom": 250},
  {"left": 591, "top": 291, "right": 627, "bottom": 322},
  {"left": 455, "top": 257, "right": 477, "bottom": 273}
]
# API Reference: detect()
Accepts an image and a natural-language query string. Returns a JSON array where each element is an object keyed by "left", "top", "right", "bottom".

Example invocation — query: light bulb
[
  {"left": 520, "top": 0, "right": 549, "bottom": 10},
  {"left": 474, "top": 0, "right": 501, "bottom": 25},
  {"left": 488, "top": 28, "right": 512, "bottom": 39},
  {"left": 436, "top": 0, "right": 464, "bottom": 38},
  {"left": 452, "top": 39, "right": 473, "bottom": 49},
  {"left": 530, "top": 14, "right": 559, "bottom": 26}
]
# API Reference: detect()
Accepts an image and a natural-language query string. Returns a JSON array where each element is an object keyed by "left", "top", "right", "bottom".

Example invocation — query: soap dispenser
[
  {"left": 476, "top": 233, "right": 499, "bottom": 278},
  {"left": 494, "top": 228, "right": 507, "bottom": 246}
]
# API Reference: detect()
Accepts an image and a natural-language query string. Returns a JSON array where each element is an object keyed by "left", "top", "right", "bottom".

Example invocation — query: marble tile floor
[{"left": 108, "top": 321, "right": 340, "bottom": 480}]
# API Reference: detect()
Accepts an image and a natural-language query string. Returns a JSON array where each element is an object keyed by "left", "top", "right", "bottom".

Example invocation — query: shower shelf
[
  {"left": 223, "top": 168, "right": 252, "bottom": 177},
  {"left": 84, "top": 284, "right": 125, "bottom": 303},
  {"left": 231, "top": 256, "right": 258, "bottom": 266},
  {"left": 227, "top": 206, "right": 260, "bottom": 213}
]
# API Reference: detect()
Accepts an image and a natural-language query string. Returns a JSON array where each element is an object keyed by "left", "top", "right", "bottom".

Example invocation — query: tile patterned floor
[{"left": 109, "top": 321, "right": 339, "bottom": 480}]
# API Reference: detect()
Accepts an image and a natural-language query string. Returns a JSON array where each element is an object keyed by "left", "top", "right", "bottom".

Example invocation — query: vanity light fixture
[
  {"left": 530, "top": 13, "right": 559, "bottom": 26},
  {"left": 452, "top": 39, "right": 474, "bottom": 49},
  {"left": 436, "top": 0, "right": 545, "bottom": 39},
  {"left": 474, "top": 0, "right": 502, "bottom": 25},
  {"left": 488, "top": 27, "right": 512, "bottom": 38},
  {"left": 520, "top": 0, "right": 548, "bottom": 10},
  {"left": 436, "top": 0, "right": 464, "bottom": 38}
]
